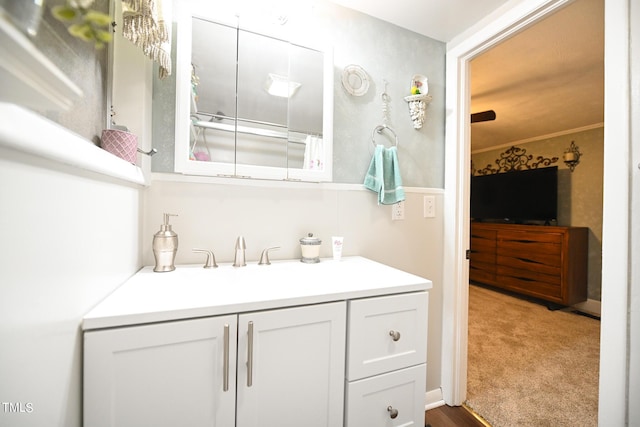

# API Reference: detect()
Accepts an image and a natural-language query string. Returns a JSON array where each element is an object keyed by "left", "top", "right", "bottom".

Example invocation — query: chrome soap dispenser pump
[{"left": 153, "top": 213, "right": 178, "bottom": 272}]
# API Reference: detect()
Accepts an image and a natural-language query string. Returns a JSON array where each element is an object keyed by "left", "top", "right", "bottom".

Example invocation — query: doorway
[
  {"left": 442, "top": 0, "right": 632, "bottom": 423},
  {"left": 465, "top": 0, "right": 603, "bottom": 420}
]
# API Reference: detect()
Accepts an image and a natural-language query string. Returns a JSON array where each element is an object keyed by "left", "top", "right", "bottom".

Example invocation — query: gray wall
[
  {"left": 30, "top": 0, "right": 109, "bottom": 143},
  {"left": 151, "top": 1, "right": 446, "bottom": 188}
]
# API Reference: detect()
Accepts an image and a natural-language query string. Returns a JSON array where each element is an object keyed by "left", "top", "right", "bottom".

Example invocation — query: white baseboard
[
  {"left": 572, "top": 298, "right": 601, "bottom": 317},
  {"left": 424, "top": 387, "right": 445, "bottom": 411}
]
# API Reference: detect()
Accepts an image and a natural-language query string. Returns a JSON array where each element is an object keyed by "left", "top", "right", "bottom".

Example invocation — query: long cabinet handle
[
  {"left": 223, "top": 323, "right": 230, "bottom": 392},
  {"left": 247, "top": 321, "right": 254, "bottom": 387}
]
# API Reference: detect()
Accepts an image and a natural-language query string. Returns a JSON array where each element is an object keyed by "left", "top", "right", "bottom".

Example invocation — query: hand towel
[
  {"left": 364, "top": 145, "right": 405, "bottom": 205},
  {"left": 303, "top": 135, "right": 324, "bottom": 170}
]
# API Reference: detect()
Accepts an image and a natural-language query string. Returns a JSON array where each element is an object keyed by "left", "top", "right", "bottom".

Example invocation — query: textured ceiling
[
  {"left": 329, "top": 0, "right": 604, "bottom": 152},
  {"left": 469, "top": 0, "right": 604, "bottom": 151},
  {"left": 327, "top": 0, "right": 509, "bottom": 42}
]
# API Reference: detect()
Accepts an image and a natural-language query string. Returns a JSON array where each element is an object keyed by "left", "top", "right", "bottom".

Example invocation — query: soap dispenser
[{"left": 153, "top": 213, "right": 178, "bottom": 272}]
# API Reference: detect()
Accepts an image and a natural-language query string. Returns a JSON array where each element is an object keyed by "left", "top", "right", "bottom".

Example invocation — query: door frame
[{"left": 442, "top": 1, "right": 631, "bottom": 422}]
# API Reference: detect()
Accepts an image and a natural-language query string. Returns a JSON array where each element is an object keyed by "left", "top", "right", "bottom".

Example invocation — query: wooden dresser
[{"left": 470, "top": 222, "right": 588, "bottom": 306}]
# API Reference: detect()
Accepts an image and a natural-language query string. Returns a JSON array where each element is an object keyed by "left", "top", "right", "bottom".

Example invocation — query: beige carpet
[{"left": 465, "top": 284, "right": 600, "bottom": 426}]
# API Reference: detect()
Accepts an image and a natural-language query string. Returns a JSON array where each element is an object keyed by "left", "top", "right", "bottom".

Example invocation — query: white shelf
[
  {"left": 0, "top": 13, "right": 82, "bottom": 111},
  {"left": 0, "top": 103, "right": 147, "bottom": 186}
]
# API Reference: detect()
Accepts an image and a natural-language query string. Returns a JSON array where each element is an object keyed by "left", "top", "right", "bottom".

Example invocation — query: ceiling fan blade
[{"left": 471, "top": 110, "right": 496, "bottom": 123}]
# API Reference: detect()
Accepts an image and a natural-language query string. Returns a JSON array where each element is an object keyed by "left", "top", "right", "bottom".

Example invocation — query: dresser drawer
[
  {"left": 347, "top": 292, "right": 427, "bottom": 380},
  {"left": 496, "top": 269, "right": 563, "bottom": 300},
  {"left": 471, "top": 226, "right": 497, "bottom": 240},
  {"left": 498, "top": 229, "right": 563, "bottom": 244},
  {"left": 470, "top": 263, "right": 496, "bottom": 283},
  {"left": 345, "top": 364, "right": 426, "bottom": 427}
]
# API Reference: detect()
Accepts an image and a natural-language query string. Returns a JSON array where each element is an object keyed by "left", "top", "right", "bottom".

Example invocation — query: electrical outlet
[
  {"left": 424, "top": 195, "right": 435, "bottom": 218},
  {"left": 392, "top": 201, "right": 405, "bottom": 220}
]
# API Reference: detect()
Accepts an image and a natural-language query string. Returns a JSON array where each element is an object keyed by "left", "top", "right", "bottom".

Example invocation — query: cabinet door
[
  {"left": 84, "top": 316, "right": 237, "bottom": 427},
  {"left": 236, "top": 302, "right": 346, "bottom": 427},
  {"left": 345, "top": 364, "right": 427, "bottom": 427},
  {"left": 347, "top": 292, "right": 428, "bottom": 380}
]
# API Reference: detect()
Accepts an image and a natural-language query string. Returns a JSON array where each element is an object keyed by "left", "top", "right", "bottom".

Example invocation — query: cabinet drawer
[
  {"left": 497, "top": 252, "right": 562, "bottom": 273},
  {"left": 470, "top": 264, "right": 496, "bottom": 283},
  {"left": 470, "top": 249, "right": 496, "bottom": 265},
  {"left": 498, "top": 230, "right": 562, "bottom": 244},
  {"left": 345, "top": 364, "right": 426, "bottom": 427},
  {"left": 497, "top": 265, "right": 562, "bottom": 300},
  {"left": 471, "top": 227, "right": 497, "bottom": 240},
  {"left": 347, "top": 292, "right": 427, "bottom": 380}
]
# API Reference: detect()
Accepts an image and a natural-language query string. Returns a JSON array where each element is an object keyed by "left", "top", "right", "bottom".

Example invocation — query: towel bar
[{"left": 371, "top": 124, "right": 398, "bottom": 147}]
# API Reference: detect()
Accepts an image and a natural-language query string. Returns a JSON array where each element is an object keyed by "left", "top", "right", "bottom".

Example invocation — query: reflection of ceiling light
[
  {"left": 274, "top": 15, "right": 288, "bottom": 25},
  {"left": 265, "top": 74, "right": 301, "bottom": 98}
]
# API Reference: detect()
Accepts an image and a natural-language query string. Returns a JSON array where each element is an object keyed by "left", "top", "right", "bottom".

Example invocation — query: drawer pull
[
  {"left": 389, "top": 330, "right": 401, "bottom": 341},
  {"left": 387, "top": 405, "right": 399, "bottom": 419},
  {"left": 223, "top": 323, "right": 230, "bottom": 392},
  {"left": 517, "top": 257, "right": 542, "bottom": 265},
  {"left": 247, "top": 321, "right": 254, "bottom": 387}
]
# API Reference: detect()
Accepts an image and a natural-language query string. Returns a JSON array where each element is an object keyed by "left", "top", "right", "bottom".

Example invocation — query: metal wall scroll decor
[{"left": 472, "top": 146, "right": 559, "bottom": 176}]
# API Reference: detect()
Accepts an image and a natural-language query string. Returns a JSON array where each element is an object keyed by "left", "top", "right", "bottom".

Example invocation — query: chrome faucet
[
  {"left": 192, "top": 248, "right": 218, "bottom": 268},
  {"left": 258, "top": 246, "right": 280, "bottom": 265},
  {"left": 233, "top": 236, "right": 246, "bottom": 267}
]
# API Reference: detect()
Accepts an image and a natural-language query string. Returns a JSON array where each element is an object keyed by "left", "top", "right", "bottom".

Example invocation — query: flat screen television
[{"left": 470, "top": 166, "right": 558, "bottom": 224}]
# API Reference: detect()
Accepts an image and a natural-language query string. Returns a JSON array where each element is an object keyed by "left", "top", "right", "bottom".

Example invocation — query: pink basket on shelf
[{"left": 101, "top": 129, "right": 137, "bottom": 164}]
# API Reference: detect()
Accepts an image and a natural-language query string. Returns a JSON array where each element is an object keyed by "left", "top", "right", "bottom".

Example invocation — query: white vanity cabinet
[
  {"left": 345, "top": 292, "right": 429, "bottom": 427},
  {"left": 235, "top": 303, "right": 346, "bottom": 427},
  {"left": 84, "top": 302, "right": 346, "bottom": 427},
  {"left": 81, "top": 257, "right": 432, "bottom": 427},
  {"left": 84, "top": 315, "right": 237, "bottom": 426}
]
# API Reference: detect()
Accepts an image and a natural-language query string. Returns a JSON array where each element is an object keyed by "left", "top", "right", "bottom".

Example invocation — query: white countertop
[{"left": 83, "top": 256, "right": 432, "bottom": 330}]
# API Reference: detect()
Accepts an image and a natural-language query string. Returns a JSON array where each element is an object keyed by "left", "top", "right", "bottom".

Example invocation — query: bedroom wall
[{"left": 471, "top": 126, "right": 604, "bottom": 301}]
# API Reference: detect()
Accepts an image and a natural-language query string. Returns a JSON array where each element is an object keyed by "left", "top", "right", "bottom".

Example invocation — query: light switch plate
[{"left": 424, "top": 196, "right": 435, "bottom": 218}]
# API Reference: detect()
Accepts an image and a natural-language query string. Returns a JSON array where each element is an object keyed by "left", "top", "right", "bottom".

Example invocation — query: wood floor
[{"left": 425, "top": 404, "right": 489, "bottom": 427}]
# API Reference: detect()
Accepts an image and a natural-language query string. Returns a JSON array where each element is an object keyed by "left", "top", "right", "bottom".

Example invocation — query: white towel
[{"left": 303, "top": 135, "right": 324, "bottom": 170}]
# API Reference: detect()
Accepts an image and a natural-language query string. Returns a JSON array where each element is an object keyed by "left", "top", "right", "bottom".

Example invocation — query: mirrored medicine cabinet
[{"left": 174, "top": 4, "right": 334, "bottom": 182}]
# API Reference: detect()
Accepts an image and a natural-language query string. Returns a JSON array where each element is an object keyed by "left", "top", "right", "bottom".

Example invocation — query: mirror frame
[{"left": 173, "top": 4, "right": 333, "bottom": 182}]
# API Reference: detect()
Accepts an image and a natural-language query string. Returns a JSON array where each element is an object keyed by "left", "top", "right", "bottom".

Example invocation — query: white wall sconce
[
  {"left": 563, "top": 140, "right": 582, "bottom": 172},
  {"left": 404, "top": 94, "right": 432, "bottom": 129}
]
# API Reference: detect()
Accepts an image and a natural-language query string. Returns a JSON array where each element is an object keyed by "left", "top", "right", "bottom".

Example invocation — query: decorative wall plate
[{"left": 341, "top": 65, "right": 370, "bottom": 96}]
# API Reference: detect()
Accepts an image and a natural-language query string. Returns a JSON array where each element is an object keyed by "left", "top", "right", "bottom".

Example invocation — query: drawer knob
[
  {"left": 389, "top": 330, "right": 401, "bottom": 341},
  {"left": 387, "top": 405, "right": 399, "bottom": 419}
]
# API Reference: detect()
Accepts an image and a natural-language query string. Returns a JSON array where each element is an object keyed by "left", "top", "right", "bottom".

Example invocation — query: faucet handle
[
  {"left": 233, "top": 236, "right": 247, "bottom": 267},
  {"left": 193, "top": 248, "right": 218, "bottom": 268},
  {"left": 258, "top": 247, "right": 280, "bottom": 265},
  {"left": 235, "top": 236, "right": 246, "bottom": 250}
]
